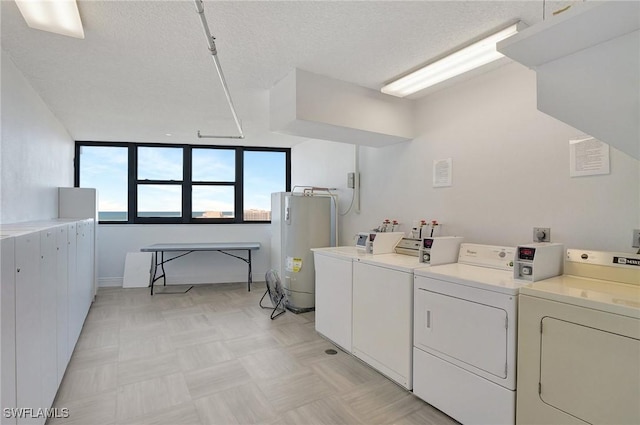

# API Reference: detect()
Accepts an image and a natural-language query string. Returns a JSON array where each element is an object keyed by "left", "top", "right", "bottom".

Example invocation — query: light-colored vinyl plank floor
[{"left": 49, "top": 283, "right": 459, "bottom": 425}]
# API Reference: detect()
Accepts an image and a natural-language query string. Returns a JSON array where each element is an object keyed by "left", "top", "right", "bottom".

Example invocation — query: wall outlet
[
  {"left": 533, "top": 227, "right": 551, "bottom": 243},
  {"left": 347, "top": 172, "right": 355, "bottom": 189},
  {"left": 633, "top": 229, "right": 640, "bottom": 248}
]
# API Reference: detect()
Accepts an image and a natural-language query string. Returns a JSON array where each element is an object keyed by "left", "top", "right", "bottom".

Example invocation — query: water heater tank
[{"left": 283, "top": 194, "right": 332, "bottom": 312}]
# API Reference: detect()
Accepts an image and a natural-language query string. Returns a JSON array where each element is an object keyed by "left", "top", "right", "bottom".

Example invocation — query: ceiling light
[
  {"left": 381, "top": 23, "right": 521, "bottom": 97},
  {"left": 15, "top": 0, "right": 84, "bottom": 39}
]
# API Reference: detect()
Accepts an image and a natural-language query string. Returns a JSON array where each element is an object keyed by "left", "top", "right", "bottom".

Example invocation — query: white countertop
[
  {"left": 520, "top": 275, "right": 640, "bottom": 319},
  {"left": 415, "top": 263, "right": 526, "bottom": 295}
]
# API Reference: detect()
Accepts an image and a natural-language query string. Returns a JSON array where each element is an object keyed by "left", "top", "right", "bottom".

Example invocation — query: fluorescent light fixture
[
  {"left": 381, "top": 23, "right": 520, "bottom": 97},
  {"left": 15, "top": 0, "right": 85, "bottom": 39}
]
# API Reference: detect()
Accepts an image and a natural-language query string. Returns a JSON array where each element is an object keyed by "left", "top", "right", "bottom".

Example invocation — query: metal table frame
[{"left": 140, "top": 242, "right": 261, "bottom": 295}]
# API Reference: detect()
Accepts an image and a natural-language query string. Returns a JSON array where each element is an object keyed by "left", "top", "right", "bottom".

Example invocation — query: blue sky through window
[{"left": 79, "top": 145, "right": 287, "bottom": 220}]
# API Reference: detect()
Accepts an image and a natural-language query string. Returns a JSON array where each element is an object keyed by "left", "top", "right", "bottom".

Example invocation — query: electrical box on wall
[{"left": 347, "top": 172, "right": 356, "bottom": 189}]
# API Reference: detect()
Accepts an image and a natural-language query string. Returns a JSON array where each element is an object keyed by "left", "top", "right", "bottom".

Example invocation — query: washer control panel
[
  {"left": 514, "top": 243, "right": 564, "bottom": 282},
  {"left": 418, "top": 236, "right": 464, "bottom": 265}
]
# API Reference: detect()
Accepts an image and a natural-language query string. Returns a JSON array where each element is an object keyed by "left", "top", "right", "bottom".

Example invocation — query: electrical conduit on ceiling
[{"left": 194, "top": 0, "right": 244, "bottom": 139}]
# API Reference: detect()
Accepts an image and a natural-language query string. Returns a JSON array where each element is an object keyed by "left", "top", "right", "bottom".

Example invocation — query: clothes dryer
[
  {"left": 413, "top": 244, "right": 524, "bottom": 425},
  {"left": 516, "top": 249, "right": 640, "bottom": 425}
]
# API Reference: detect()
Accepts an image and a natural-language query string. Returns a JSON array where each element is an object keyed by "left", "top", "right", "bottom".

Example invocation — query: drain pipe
[
  {"left": 194, "top": 0, "right": 244, "bottom": 139},
  {"left": 354, "top": 144, "right": 361, "bottom": 214}
]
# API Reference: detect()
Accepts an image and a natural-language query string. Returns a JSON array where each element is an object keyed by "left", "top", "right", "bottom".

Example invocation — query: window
[
  {"left": 77, "top": 145, "right": 129, "bottom": 222},
  {"left": 75, "top": 142, "right": 290, "bottom": 224},
  {"left": 191, "top": 148, "right": 236, "bottom": 220},
  {"left": 243, "top": 150, "right": 287, "bottom": 221},
  {"left": 136, "top": 146, "right": 183, "bottom": 220}
]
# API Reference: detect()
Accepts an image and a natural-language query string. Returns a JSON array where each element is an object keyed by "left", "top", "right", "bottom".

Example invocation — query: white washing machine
[
  {"left": 352, "top": 238, "right": 461, "bottom": 390},
  {"left": 413, "top": 244, "right": 525, "bottom": 425},
  {"left": 517, "top": 249, "right": 640, "bottom": 425},
  {"left": 312, "top": 246, "right": 372, "bottom": 352}
]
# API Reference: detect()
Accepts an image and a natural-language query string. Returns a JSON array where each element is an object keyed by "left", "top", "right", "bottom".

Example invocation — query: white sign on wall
[
  {"left": 433, "top": 158, "right": 452, "bottom": 187},
  {"left": 569, "top": 137, "right": 610, "bottom": 177}
]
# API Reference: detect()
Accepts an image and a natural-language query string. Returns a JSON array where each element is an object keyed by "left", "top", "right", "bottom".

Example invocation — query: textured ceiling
[{"left": 1, "top": 0, "right": 567, "bottom": 146}]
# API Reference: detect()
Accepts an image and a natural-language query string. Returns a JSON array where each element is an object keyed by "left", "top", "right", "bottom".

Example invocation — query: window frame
[{"left": 75, "top": 141, "right": 291, "bottom": 224}]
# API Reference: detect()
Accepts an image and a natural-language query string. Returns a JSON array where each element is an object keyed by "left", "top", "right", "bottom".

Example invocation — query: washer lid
[
  {"left": 311, "top": 246, "right": 372, "bottom": 260},
  {"left": 520, "top": 275, "right": 640, "bottom": 318},
  {"left": 415, "top": 263, "right": 526, "bottom": 295},
  {"left": 357, "top": 253, "right": 423, "bottom": 273}
]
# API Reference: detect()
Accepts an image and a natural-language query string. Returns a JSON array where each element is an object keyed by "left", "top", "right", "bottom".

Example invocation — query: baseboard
[
  {"left": 97, "top": 273, "right": 267, "bottom": 288},
  {"left": 98, "top": 277, "right": 123, "bottom": 287}
]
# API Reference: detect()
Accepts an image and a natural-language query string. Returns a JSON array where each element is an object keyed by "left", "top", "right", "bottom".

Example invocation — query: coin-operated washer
[
  {"left": 352, "top": 236, "right": 463, "bottom": 390},
  {"left": 517, "top": 249, "right": 640, "bottom": 425},
  {"left": 412, "top": 243, "right": 564, "bottom": 425}
]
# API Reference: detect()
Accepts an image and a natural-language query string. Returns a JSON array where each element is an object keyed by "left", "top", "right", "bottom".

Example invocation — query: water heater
[{"left": 282, "top": 194, "right": 332, "bottom": 312}]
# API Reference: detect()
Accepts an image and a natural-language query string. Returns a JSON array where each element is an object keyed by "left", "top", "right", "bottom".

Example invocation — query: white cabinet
[
  {"left": 0, "top": 219, "right": 95, "bottom": 423},
  {"left": 497, "top": 1, "right": 640, "bottom": 160},
  {"left": 1, "top": 237, "right": 17, "bottom": 425},
  {"left": 14, "top": 233, "right": 43, "bottom": 425},
  {"left": 352, "top": 261, "right": 413, "bottom": 389},
  {"left": 58, "top": 188, "right": 98, "bottom": 298},
  {"left": 66, "top": 222, "right": 79, "bottom": 354},
  {"left": 69, "top": 220, "right": 93, "bottom": 352},
  {"left": 313, "top": 252, "right": 353, "bottom": 352},
  {"left": 39, "top": 230, "right": 58, "bottom": 410},
  {"left": 55, "top": 226, "right": 69, "bottom": 385}
]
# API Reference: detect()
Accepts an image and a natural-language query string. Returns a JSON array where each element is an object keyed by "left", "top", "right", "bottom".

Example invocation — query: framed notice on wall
[
  {"left": 433, "top": 158, "right": 452, "bottom": 187},
  {"left": 569, "top": 137, "right": 610, "bottom": 177}
]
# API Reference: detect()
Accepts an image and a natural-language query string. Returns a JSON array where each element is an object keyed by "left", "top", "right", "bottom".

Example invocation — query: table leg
[
  {"left": 150, "top": 251, "right": 158, "bottom": 295},
  {"left": 160, "top": 251, "right": 168, "bottom": 286},
  {"left": 247, "top": 249, "right": 252, "bottom": 292}
]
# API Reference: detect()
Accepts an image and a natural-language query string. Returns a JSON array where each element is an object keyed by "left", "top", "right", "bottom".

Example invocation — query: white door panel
[
  {"left": 415, "top": 288, "right": 507, "bottom": 378},
  {"left": 314, "top": 254, "right": 352, "bottom": 351},
  {"left": 540, "top": 317, "right": 640, "bottom": 425},
  {"left": 353, "top": 261, "right": 412, "bottom": 387}
]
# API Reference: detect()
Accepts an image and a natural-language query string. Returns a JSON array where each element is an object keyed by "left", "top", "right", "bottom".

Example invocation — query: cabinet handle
[
  {"left": 16, "top": 268, "right": 20, "bottom": 273},
  {"left": 425, "top": 310, "right": 431, "bottom": 330}
]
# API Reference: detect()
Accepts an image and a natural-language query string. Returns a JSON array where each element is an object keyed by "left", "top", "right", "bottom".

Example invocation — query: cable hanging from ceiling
[{"left": 194, "top": 0, "right": 244, "bottom": 139}]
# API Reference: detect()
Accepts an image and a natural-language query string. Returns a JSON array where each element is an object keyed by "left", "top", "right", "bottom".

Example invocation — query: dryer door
[
  {"left": 414, "top": 286, "right": 507, "bottom": 379},
  {"left": 540, "top": 317, "right": 640, "bottom": 425}
]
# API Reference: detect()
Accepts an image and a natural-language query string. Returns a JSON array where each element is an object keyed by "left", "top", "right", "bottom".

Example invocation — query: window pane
[
  {"left": 192, "top": 148, "right": 235, "bottom": 182},
  {"left": 192, "top": 186, "right": 234, "bottom": 219},
  {"left": 137, "top": 185, "right": 182, "bottom": 217},
  {"left": 79, "top": 146, "right": 128, "bottom": 221},
  {"left": 243, "top": 151, "right": 286, "bottom": 221},
  {"left": 138, "top": 147, "right": 183, "bottom": 180}
]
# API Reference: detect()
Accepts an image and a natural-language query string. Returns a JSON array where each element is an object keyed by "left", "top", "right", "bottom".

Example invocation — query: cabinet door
[
  {"left": 39, "top": 230, "right": 58, "bottom": 409},
  {"left": 76, "top": 221, "right": 92, "bottom": 323},
  {"left": 1, "top": 237, "right": 17, "bottom": 425},
  {"left": 56, "top": 226, "right": 69, "bottom": 384},
  {"left": 353, "top": 262, "right": 413, "bottom": 388},
  {"left": 87, "top": 219, "right": 96, "bottom": 299},
  {"left": 314, "top": 254, "right": 352, "bottom": 351},
  {"left": 15, "top": 233, "right": 42, "bottom": 425},
  {"left": 67, "top": 223, "right": 80, "bottom": 353}
]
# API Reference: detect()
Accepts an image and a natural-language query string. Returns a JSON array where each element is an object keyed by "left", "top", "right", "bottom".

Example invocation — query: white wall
[
  {"left": 1, "top": 50, "right": 74, "bottom": 223},
  {"left": 97, "top": 224, "right": 271, "bottom": 287},
  {"left": 293, "top": 63, "right": 640, "bottom": 252}
]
